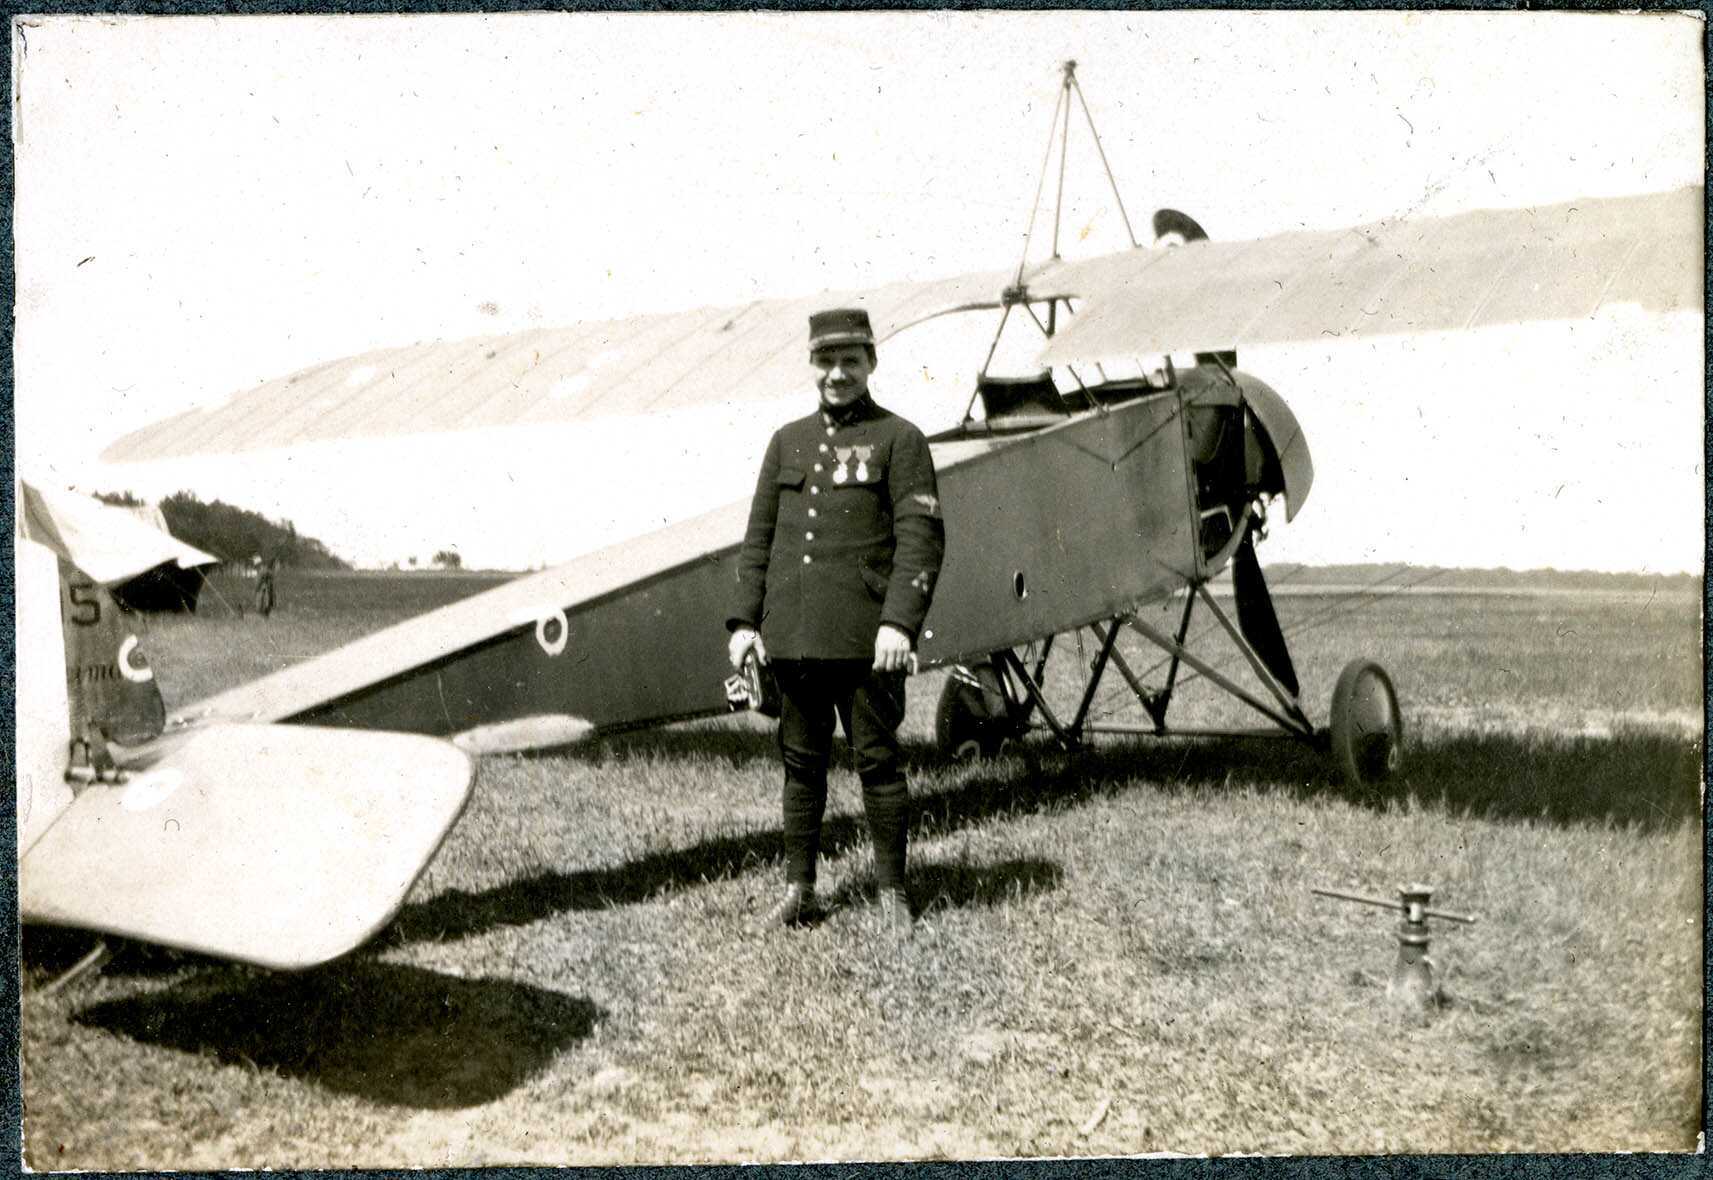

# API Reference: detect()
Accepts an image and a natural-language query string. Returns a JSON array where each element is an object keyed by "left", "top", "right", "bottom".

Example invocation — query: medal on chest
[
  {"left": 833, "top": 446, "right": 854, "bottom": 484},
  {"left": 853, "top": 445, "right": 873, "bottom": 483}
]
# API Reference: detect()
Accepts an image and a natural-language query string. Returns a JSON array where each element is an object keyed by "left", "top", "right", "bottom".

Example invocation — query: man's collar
[{"left": 819, "top": 394, "right": 878, "bottom": 427}]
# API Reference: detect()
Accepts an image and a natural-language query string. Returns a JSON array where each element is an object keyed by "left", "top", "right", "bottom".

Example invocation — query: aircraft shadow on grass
[
  {"left": 1032, "top": 725, "right": 1701, "bottom": 830},
  {"left": 32, "top": 721, "right": 1688, "bottom": 987},
  {"left": 378, "top": 719, "right": 1699, "bottom": 945},
  {"left": 72, "top": 960, "right": 601, "bottom": 1110},
  {"left": 387, "top": 721, "right": 1695, "bottom": 948}
]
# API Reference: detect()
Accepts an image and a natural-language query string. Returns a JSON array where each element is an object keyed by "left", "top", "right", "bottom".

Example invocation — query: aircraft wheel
[
  {"left": 935, "top": 662, "right": 1013, "bottom": 759},
  {"left": 1329, "top": 659, "right": 1403, "bottom": 789}
]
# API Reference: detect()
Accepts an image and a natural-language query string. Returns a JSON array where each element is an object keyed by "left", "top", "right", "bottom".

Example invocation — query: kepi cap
[{"left": 808, "top": 307, "right": 875, "bottom": 352}]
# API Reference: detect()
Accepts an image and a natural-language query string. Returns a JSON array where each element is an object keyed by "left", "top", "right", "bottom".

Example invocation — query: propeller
[
  {"left": 1152, "top": 209, "right": 1237, "bottom": 370},
  {"left": 1231, "top": 521, "right": 1298, "bottom": 699}
]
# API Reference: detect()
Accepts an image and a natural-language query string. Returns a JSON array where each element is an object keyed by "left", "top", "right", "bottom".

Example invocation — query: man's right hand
[{"left": 728, "top": 627, "right": 767, "bottom": 670}]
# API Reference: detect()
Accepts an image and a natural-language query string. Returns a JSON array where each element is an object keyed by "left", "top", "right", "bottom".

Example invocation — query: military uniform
[
  {"left": 728, "top": 386, "right": 945, "bottom": 910},
  {"left": 730, "top": 396, "right": 943, "bottom": 656}
]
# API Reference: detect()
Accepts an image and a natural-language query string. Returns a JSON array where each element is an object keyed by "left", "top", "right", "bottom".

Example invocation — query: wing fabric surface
[
  {"left": 103, "top": 270, "right": 1008, "bottom": 462},
  {"left": 100, "top": 187, "right": 1695, "bottom": 464},
  {"left": 1034, "top": 187, "right": 1702, "bottom": 366},
  {"left": 19, "top": 723, "right": 474, "bottom": 970}
]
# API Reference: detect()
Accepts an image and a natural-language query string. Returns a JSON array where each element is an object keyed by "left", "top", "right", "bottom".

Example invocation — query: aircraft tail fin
[{"left": 58, "top": 559, "right": 167, "bottom": 762}]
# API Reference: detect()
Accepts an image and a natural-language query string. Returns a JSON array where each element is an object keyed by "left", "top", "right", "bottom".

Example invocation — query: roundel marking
[
  {"left": 535, "top": 610, "right": 570, "bottom": 657},
  {"left": 118, "top": 635, "right": 155, "bottom": 683}
]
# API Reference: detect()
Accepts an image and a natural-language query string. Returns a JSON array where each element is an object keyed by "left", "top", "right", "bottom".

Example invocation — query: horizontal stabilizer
[{"left": 20, "top": 724, "right": 474, "bottom": 970}]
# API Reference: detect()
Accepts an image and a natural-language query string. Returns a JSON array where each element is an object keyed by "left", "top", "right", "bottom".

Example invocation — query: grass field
[{"left": 19, "top": 568, "right": 1704, "bottom": 1165}]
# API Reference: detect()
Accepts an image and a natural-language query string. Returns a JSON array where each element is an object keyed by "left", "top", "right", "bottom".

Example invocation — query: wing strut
[{"left": 967, "top": 62, "right": 1138, "bottom": 424}]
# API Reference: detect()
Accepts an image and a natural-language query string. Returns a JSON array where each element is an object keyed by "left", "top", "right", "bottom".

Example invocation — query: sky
[{"left": 13, "top": 10, "right": 1705, "bottom": 572}]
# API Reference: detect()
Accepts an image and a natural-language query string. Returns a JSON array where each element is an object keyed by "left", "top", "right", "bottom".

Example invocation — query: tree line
[{"left": 97, "top": 490, "right": 350, "bottom": 570}]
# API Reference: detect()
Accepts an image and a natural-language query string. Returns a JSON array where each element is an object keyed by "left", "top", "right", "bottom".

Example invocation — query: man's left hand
[{"left": 873, "top": 624, "right": 914, "bottom": 673}]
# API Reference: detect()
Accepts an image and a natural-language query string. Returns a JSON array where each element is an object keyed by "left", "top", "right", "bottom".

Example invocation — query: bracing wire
[
  {"left": 1166, "top": 564, "right": 1451, "bottom": 697},
  {"left": 1052, "top": 76, "right": 1073, "bottom": 260},
  {"left": 1129, "top": 562, "right": 1404, "bottom": 686},
  {"left": 1084, "top": 563, "right": 1442, "bottom": 723},
  {"left": 1014, "top": 80, "right": 1069, "bottom": 291},
  {"left": 1069, "top": 72, "right": 1139, "bottom": 249},
  {"left": 1085, "top": 562, "right": 1315, "bottom": 723},
  {"left": 970, "top": 72, "right": 1067, "bottom": 417}
]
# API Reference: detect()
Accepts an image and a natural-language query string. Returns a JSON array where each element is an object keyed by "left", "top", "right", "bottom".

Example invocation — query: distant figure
[
  {"left": 727, "top": 307, "right": 946, "bottom": 935},
  {"left": 254, "top": 556, "right": 277, "bottom": 618}
]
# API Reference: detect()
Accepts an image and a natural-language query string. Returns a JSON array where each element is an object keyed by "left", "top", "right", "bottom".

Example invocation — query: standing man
[{"left": 727, "top": 308, "right": 945, "bottom": 934}]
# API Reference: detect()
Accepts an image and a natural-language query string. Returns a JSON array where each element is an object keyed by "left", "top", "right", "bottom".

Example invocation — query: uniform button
[
  {"left": 803, "top": 554, "right": 813, "bottom": 564},
  {"left": 818, "top": 443, "right": 829, "bottom": 453},
  {"left": 807, "top": 507, "right": 818, "bottom": 517},
  {"left": 814, "top": 463, "right": 824, "bottom": 472},
  {"left": 825, "top": 426, "right": 836, "bottom": 436},
  {"left": 805, "top": 531, "right": 815, "bottom": 541},
  {"left": 810, "top": 486, "right": 819, "bottom": 495}
]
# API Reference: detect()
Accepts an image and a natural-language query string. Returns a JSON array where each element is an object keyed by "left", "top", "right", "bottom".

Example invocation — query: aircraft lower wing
[
  {"left": 1033, "top": 186, "right": 1702, "bottom": 366},
  {"left": 19, "top": 723, "right": 474, "bottom": 970}
]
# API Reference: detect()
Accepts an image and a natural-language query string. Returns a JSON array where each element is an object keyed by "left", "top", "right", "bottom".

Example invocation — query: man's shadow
[{"left": 821, "top": 856, "right": 1064, "bottom": 916}]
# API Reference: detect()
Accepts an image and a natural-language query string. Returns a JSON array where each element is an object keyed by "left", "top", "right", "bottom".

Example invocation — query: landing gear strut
[{"left": 933, "top": 590, "right": 1403, "bottom": 790}]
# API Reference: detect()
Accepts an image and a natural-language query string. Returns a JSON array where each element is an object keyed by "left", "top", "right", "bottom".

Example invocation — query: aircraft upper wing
[
  {"left": 100, "top": 187, "right": 1698, "bottom": 465},
  {"left": 102, "top": 268, "right": 1009, "bottom": 462},
  {"left": 1032, "top": 187, "right": 1702, "bottom": 367},
  {"left": 18, "top": 479, "right": 219, "bottom": 585}
]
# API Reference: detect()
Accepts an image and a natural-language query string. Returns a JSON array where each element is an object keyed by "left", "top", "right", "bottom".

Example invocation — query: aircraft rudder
[{"left": 58, "top": 557, "right": 168, "bottom": 759}]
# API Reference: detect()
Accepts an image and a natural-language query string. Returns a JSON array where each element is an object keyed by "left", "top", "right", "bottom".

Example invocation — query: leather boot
[{"left": 760, "top": 882, "right": 819, "bottom": 929}]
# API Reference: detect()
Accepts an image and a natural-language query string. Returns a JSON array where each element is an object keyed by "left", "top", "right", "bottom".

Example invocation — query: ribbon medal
[
  {"left": 833, "top": 447, "right": 854, "bottom": 484},
  {"left": 853, "top": 445, "right": 873, "bottom": 482}
]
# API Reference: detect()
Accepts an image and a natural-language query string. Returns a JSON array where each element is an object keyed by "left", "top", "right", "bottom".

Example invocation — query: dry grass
[{"left": 19, "top": 572, "right": 1703, "bottom": 1165}]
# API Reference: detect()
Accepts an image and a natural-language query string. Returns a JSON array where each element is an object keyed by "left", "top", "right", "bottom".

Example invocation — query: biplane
[{"left": 27, "top": 64, "right": 1702, "bottom": 969}]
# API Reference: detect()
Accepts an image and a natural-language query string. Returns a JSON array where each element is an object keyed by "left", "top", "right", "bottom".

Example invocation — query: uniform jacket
[{"left": 728, "top": 395, "right": 945, "bottom": 660}]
